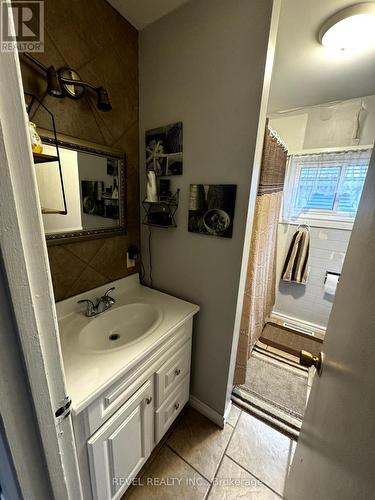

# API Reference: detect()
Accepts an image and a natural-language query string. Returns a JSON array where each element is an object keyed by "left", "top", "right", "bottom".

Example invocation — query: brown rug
[
  {"left": 260, "top": 322, "right": 322, "bottom": 358},
  {"left": 232, "top": 345, "right": 309, "bottom": 437}
]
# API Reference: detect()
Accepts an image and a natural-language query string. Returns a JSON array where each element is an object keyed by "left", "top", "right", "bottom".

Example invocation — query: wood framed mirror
[{"left": 35, "top": 131, "right": 126, "bottom": 244}]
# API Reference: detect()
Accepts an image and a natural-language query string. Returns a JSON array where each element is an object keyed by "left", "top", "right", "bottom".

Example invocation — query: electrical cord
[
  {"left": 139, "top": 252, "right": 146, "bottom": 285},
  {"left": 138, "top": 230, "right": 153, "bottom": 288},
  {"left": 148, "top": 227, "right": 153, "bottom": 288}
]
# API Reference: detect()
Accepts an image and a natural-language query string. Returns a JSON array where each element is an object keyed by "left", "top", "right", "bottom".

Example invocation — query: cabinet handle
[
  {"left": 174, "top": 402, "right": 180, "bottom": 411},
  {"left": 175, "top": 368, "right": 181, "bottom": 376},
  {"left": 145, "top": 397, "right": 152, "bottom": 405}
]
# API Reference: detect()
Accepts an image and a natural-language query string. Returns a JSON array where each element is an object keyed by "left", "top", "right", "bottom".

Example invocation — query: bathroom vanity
[{"left": 57, "top": 274, "right": 199, "bottom": 500}]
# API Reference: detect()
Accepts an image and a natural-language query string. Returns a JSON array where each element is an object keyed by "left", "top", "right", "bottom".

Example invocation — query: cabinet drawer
[
  {"left": 155, "top": 373, "right": 189, "bottom": 443},
  {"left": 155, "top": 339, "right": 191, "bottom": 406}
]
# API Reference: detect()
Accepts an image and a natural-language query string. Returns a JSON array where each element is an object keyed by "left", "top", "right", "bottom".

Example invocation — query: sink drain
[{"left": 109, "top": 333, "right": 120, "bottom": 341}]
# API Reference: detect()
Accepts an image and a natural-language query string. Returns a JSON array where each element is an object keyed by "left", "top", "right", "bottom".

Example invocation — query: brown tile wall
[{"left": 19, "top": 0, "right": 140, "bottom": 301}]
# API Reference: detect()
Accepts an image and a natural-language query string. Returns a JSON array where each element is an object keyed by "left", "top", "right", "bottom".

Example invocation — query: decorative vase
[{"left": 146, "top": 171, "right": 158, "bottom": 202}]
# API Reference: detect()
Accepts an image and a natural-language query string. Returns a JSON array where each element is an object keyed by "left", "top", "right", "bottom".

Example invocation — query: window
[{"left": 283, "top": 149, "right": 372, "bottom": 227}]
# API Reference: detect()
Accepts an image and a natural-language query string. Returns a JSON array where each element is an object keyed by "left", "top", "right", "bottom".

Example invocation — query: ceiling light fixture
[{"left": 319, "top": 2, "right": 375, "bottom": 51}]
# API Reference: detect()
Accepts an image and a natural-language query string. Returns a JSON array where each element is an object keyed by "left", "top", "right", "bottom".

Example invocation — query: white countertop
[{"left": 57, "top": 274, "right": 199, "bottom": 413}]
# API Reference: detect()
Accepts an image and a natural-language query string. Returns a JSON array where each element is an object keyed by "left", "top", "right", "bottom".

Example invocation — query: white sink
[
  {"left": 78, "top": 302, "right": 162, "bottom": 352},
  {"left": 57, "top": 275, "right": 200, "bottom": 411}
]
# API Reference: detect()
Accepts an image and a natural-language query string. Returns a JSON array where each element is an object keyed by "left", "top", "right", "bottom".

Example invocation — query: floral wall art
[{"left": 146, "top": 122, "right": 183, "bottom": 176}]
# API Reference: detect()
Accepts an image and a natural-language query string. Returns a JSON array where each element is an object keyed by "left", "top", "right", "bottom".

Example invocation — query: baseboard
[
  {"left": 223, "top": 400, "right": 232, "bottom": 425},
  {"left": 188, "top": 395, "right": 228, "bottom": 428},
  {"left": 270, "top": 311, "right": 326, "bottom": 340}
]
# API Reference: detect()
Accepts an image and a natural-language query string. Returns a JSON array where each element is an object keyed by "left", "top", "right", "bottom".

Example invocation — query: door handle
[{"left": 300, "top": 350, "right": 324, "bottom": 376}]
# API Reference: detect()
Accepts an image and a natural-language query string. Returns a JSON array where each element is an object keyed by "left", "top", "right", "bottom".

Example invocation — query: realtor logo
[{"left": 1, "top": 1, "right": 44, "bottom": 52}]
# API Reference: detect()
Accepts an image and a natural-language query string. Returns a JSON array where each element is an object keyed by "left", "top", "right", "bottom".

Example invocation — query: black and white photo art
[
  {"left": 145, "top": 122, "right": 183, "bottom": 176},
  {"left": 188, "top": 184, "right": 237, "bottom": 238}
]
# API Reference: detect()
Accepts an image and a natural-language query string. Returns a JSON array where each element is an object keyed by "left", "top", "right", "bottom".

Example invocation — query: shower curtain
[{"left": 234, "top": 127, "right": 288, "bottom": 385}]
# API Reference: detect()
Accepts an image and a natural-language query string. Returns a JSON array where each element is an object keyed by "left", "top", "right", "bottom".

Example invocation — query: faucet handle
[
  {"left": 77, "top": 299, "right": 96, "bottom": 316},
  {"left": 103, "top": 287, "right": 116, "bottom": 304}
]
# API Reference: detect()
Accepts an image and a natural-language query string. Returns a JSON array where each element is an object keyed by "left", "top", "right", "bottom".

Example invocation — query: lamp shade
[
  {"left": 46, "top": 66, "right": 64, "bottom": 97},
  {"left": 97, "top": 87, "right": 112, "bottom": 112}
]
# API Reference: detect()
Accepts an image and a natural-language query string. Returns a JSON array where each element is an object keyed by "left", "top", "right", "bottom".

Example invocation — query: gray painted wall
[{"left": 139, "top": 0, "right": 273, "bottom": 415}]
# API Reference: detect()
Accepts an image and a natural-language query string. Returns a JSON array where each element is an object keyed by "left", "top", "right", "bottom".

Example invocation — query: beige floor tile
[
  {"left": 226, "top": 404, "right": 241, "bottom": 427},
  {"left": 167, "top": 407, "right": 234, "bottom": 481},
  {"left": 226, "top": 412, "right": 292, "bottom": 496},
  {"left": 126, "top": 446, "right": 210, "bottom": 500},
  {"left": 208, "top": 456, "right": 280, "bottom": 499}
]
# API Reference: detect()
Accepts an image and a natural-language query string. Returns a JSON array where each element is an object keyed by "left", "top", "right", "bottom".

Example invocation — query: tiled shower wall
[
  {"left": 273, "top": 224, "right": 351, "bottom": 328},
  {"left": 19, "top": 0, "right": 139, "bottom": 301}
]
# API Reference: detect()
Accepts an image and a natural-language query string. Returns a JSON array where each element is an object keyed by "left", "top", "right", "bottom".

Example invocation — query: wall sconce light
[
  {"left": 23, "top": 53, "right": 112, "bottom": 112},
  {"left": 319, "top": 2, "right": 375, "bottom": 52},
  {"left": 46, "top": 65, "right": 64, "bottom": 97}
]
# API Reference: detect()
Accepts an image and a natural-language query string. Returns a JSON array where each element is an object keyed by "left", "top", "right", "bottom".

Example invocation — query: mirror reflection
[{"left": 34, "top": 138, "right": 125, "bottom": 241}]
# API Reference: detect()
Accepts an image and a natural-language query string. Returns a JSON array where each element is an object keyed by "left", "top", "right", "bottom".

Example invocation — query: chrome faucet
[{"left": 77, "top": 287, "right": 116, "bottom": 317}]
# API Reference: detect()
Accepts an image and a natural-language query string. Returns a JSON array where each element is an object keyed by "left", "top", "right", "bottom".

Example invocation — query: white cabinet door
[{"left": 87, "top": 379, "right": 153, "bottom": 500}]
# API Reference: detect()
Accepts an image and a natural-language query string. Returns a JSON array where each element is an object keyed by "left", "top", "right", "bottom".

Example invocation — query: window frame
[{"left": 283, "top": 148, "right": 372, "bottom": 229}]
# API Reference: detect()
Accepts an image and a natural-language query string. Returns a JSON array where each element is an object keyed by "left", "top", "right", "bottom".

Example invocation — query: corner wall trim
[{"left": 189, "top": 395, "right": 229, "bottom": 429}]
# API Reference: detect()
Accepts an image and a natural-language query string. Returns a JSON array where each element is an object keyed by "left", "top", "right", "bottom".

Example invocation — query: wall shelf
[
  {"left": 142, "top": 189, "right": 180, "bottom": 228},
  {"left": 143, "top": 199, "right": 178, "bottom": 206},
  {"left": 33, "top": 152, "right": 59, "bottom": 164},
  {"left": 25, "top": 92, "right": 68, "bottom": 215},
  {"left": 41, "top": 208, "right": 67, "bottom": 215}
]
